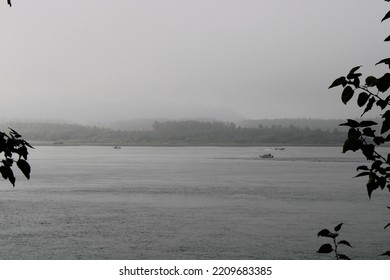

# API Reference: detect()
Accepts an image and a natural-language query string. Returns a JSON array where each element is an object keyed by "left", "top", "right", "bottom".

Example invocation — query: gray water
[{"left": 0, "top": 146, "right": 388, "bottom": 259}]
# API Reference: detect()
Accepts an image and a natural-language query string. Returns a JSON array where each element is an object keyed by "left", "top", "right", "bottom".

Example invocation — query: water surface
[{"left": 0, "top": 146, "right": 388, "bottom": 259}]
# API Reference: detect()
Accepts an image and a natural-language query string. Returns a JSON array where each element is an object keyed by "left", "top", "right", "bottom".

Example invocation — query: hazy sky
[{"left": 0, "top": 0, "right": 388, "bottom": 122}]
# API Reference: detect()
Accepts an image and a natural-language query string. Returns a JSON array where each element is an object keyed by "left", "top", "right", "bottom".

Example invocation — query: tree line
[{"left": 2, "top": 120, "right": 346, "bottom": 146}]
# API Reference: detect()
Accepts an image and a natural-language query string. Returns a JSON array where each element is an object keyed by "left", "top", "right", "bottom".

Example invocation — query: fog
[{"left": 0, "top": 0, "right": 388, "bottom": 123}]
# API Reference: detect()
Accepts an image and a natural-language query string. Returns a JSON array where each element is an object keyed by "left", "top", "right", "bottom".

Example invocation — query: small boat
[
  {"left": 275, "top": 147, "right": 285, "bottom": 150},
  {"left": 260, "top": 153, "right": 274, "bottom": 158},
  {"left": 113, "top": 145, "right": 122, "bottom": 149}
]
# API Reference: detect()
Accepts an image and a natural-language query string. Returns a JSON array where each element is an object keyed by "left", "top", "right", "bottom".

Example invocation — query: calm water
[{"left": 0, "top": 146, "right": 388, "bottom": 259}]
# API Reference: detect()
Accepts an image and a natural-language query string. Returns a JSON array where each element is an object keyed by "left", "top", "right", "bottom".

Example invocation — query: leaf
[
  {"left": 339, "top": 119, "right": 360, "bottom": 128},
  {"left": 0, "top": 166, "right": 8, "bottom": 180},
  {"left": 363, "top": 127, "right": 376, "bottom": 137},
  {"left": 348, "top": 128, "right": 361, "bottom": 139},
  {"left": 338, "top": 254, "right": 351, "bottom": 260},
  {"left": 384, "top": 223, "right": 390, "bottom": 230},
  {"left": 355, "top": 172, "right": 372, "bottom": 178},
  {"left": 385, "top": 35, "right": 390, "bottom": 42},
  {"left": 366, "top": 76, "right": 378, "bottom": 87},
  {"left": 348, "top": 66, "right": 362, "bottom": 75},
  {"left": 342, "top": 138, "right": 363, "bottom": 153},
  {"left": 377, "top": 99, "right": 387, "bottom": 110},
  {"left": 356, "top": 165, "right": 369, "bottom": 171},
  {"left": 382, "top": 10, "right": 390, "bottom": 22},
  {"left": 376, "top": 58, "right": 390, "bottom": 68},
  {"left": 329, "top": 76, "right": 347, "bottom": 89},
  {"left": 8, "top": 128, "right": 22, "bottom": 138},
  {"left": 317, "top": 244, "right": 333, "bottom": 254},
  {"left": 371, "top": 160, "right": 383, "bottom": 171},
  {"left": 381, "top": 118, "right": 390, "bottom": 134},
  {"left": 362, "top": 97, "right": 375, "bottom": 116},
  {"left": 357, "top": 92, "right": 370, "bottom": 107},
  {"left": 367, "top": 174, "right": 379, "bottom": 199},
  {"left": 361, "top": 144, "right": 375, "bottom": 160},
  {"left": 377, "top": 73, "right": 390, "bottom": 92},
  {"left": 17, "top": 159, "right": 31, "bottom": 180},
  {"left": 317, "top": 229, "right": 331, "bottom": 237},
  {"left": 334, "top": 223, "right": 343, "bottom": 232},
  {"left": 380, "top": 251, "right": 390, "bottom": 257},
  {"left": 338, "top": 240, "right": 352, "bottom": 248},
  {"left": 359, "top": 120, "right": 377, "bottom": 127},
  {"left": 341, "top": 86, "right": 354, "bottom": 105}
]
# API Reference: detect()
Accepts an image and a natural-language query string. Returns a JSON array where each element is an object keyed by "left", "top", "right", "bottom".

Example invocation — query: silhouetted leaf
[
  {"left": 17, "top": 159, "right": 31, "bottom": 180},
  {"left": 338, "top": 240, "right": 352, "bottom": 247},
  {"left": 384, "top": 223, "right": 390, "bottom": 229},
  {"left": 385, "top": 35, "right": 390, "bottom": 42},
  {"left": 8, "top": 128, "right": 21, "bottom": 138},
  {"left": 348, "top": 66, "right": 362, "bottom": 75},
  {"left": 361, "top": 144, "right": 375, "bottom": 160},
  {"left": 339, "top": 119, "right": 360, "bottom": 128},
  {"left": 380, "top": 251, "right": 390, "bottom": 257},
  {"left": 7, "top": 0, "right": 11, "bottom": 7},
  {"left": 329, "top": 77, "right": 347, "bottom": 89},
  {"left": 356, "top": 165, "right": 369, "bottom": 171},
  {"left": 371, "top": 160, "right": 383, "bottom": 171},
  {"left": 0, "top": 165, "right": 15, "bottom": 187},
  {"left": 381, "top": 117, "right": 390, "bottom": 135},
  {"left": 362, "top": 97, "right": 375, "bottom": 116},
  {"left": 14, "top": 146, "right": 29, "bottom": 160},
  {"left": 366, "top": 76, "right": 378, "bottom": 87},
  {"left": 363, "top": 127, "right": 376, "bottom": 137},
  {"left": 352, "top": 77, "right": 360, "bottom": 88},
  {"left": 343, "top": 138, "right": 363, "bottom": 153},
  {"left": 367, "top": 174, "right": 379, "bottom": 199},
  {"left": 357, "top": 92, "right": 370, "bottom": 107},
  {"left": 317, "top": 244, "right": 333, "bottom": 254},
  {"left": 377, "top": 73, "right": 390, "bottom": 92},
  {"left": 382, "top": 10, "right": 390, "bottom": 22},
  {"left": 376, "top": 58, "right": 390, "bottom": 68},
  {"left": 341, "top": 86, "right": 354, "bottom": 105},
  {"left": 0, "top": 166, "right": 8, "bottom": 180},
  {"left": 355, "top": 172, "right": 372, "bottom": 178},
  {"left": 377, "top": 99, "right": 388, "bottom": 110},
  {"left": 360, "top": 120, "right": 377, "bottom": 127},
  {"left": 338, "top": 254, "right": 351, "bottom": 260},
  {"left": 334, "top": 223, "right": 343, "bottom": 232},
  {"left": 317, "top": 229, "right": 331, "bottom": 237},
  {"left": 348, "top": 128, "right": 361, "bottom": 139}
]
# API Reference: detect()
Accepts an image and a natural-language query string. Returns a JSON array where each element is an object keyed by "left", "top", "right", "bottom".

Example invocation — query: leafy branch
[
  {"left": 317, "top": 223, "right": 352, "bottom": 260},
  {"left": 0, "top": 128, "right": 33, "bottom": 186},
  {"left": 328, "top": 0, "right": 390, "bottom": 257}
]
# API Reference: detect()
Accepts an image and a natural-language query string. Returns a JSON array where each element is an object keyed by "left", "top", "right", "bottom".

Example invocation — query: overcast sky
[{"left": 0, "top": 0, "right": 388, "bottom": 122}]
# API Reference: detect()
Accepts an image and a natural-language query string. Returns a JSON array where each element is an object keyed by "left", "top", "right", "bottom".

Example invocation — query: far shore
[{"left": 30, "top": 141, "right": 344, "bottom": 148}]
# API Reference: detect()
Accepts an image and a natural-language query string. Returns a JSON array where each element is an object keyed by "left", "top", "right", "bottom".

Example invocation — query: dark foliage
[
  {"left": 0, "top": 129, "right": 33, "bottom": 186},
  {"left": 329, "top": 0, "right": 390, "bottom": 257},
  {"left": 317, "top": 223, "right": 352, "bottom": 260}
]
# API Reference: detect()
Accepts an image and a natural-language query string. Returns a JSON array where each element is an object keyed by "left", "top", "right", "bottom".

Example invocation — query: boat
[
  {"left": 113, "top": 145, "right": 122, "bottom": 149},
  {"left": 275, "top": 147, "right": 285, "bottom": 150},
  {"left": 260, "top": 153, "right": 274, "bottom": 158}
]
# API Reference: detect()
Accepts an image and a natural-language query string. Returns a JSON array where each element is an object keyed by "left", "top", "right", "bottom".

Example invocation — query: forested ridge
[{"left": 1, "top": 120, "right": 346, "bottom": 146}]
